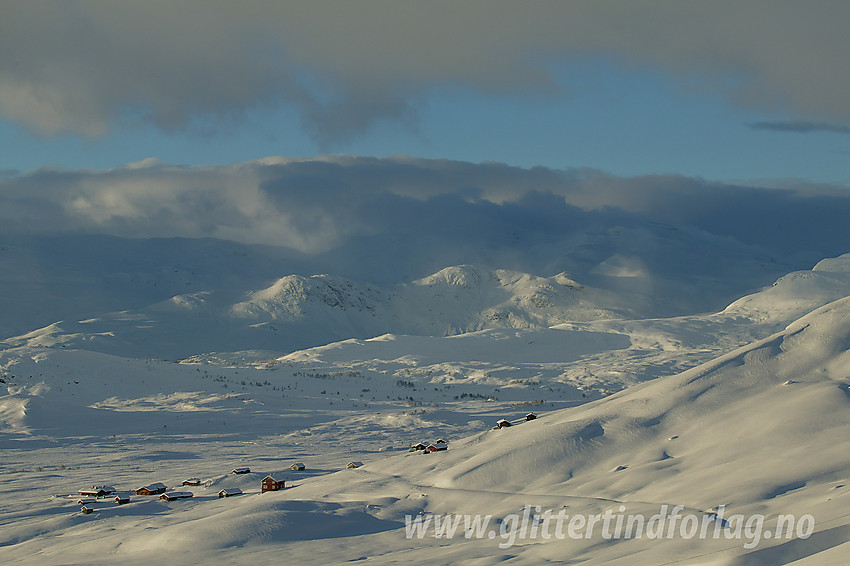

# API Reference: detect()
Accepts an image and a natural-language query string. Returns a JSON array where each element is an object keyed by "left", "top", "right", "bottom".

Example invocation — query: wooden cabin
[
  {"left": 135, "top": 482, "right": 167, "bottom": 496},
  {"left": 290, "top": 463, "right": 306, "bottom": 471},
  {"left": 160, "top": 491, "right": 194, "bottom": 501},
  {"left": 218, "top": 488, "right": 243, "bottom": 498},
  {"left": 78, "top": 485, "right": 116, "bottom": 497},
  {"left": 261, "top": 476, "right": 285, "bottom": 492}
]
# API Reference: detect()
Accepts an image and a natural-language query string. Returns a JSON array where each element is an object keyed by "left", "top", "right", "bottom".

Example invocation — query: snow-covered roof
[
  {"left": 160, "top": 491, "right": 193, "bottom": 500},
  {"left": 78, "top": 485, "right": 116, "bottom": 495}
]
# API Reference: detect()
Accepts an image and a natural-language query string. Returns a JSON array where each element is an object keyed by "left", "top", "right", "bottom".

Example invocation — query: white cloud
[{"left": 2, "top": 2, "right": 849, "bottom": 143}]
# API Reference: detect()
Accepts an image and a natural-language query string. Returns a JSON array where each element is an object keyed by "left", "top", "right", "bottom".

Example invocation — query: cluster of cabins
[
  {"left": 73, "top": 459, "right": 372, "bottom": 514},
  {"left": 77, "top": 479, "right": 223, "bottom": 512},
  {"left": 405, "top": 413, "right": 540, "bottom": 455},
  {"left": 403, "top": 413, "right": 541, "bottom": 456},
  {"left": 77, "top": 420, "right": 537, "bottom": 513},
  {"left": 496, "top": 412, "right": 537, "bottom": 429},
  {"left": 76, "top": 416, "right": 537, "bottom": 513},
  {"left": 74, "top": 462, "right": 330, "bottom": 513},
  {"left": 408, "top": 439, "right": 449, "bottom": 453},
  {"left": 76, "top": 414, "right": 541, "bottom": 513}
]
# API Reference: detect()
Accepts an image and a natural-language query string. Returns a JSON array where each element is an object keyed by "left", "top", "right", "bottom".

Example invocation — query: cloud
[
  {"left": 2, "top": 2, "right": 849, "bottom": 144},
  {"left": 748, "top": 121, "right": 850, "bottom": 134},
  {"left": 2, "top": 157, "right": 849, "bottom": 272}
]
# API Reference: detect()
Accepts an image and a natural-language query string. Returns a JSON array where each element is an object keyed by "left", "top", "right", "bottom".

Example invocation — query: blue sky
[{"left": 1, "top": 2, "right": 849, "bottom": 183}]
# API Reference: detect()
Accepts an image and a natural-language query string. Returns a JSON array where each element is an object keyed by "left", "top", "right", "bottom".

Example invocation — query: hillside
[{"left": 2, "top": 263, "right": 849, "bottom": 564}]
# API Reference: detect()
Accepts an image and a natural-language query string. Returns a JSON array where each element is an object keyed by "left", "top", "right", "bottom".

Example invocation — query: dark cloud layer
[
  {"left": 2, "top": 157, "right": 848, "bottom": 267},
  {"left": 2, "top": 2, "right": 849, "bottom": 144}
]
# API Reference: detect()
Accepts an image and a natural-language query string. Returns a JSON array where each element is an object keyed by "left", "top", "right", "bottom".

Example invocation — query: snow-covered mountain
[
  {"left": 230, "top": 264, "right": 623, "bottom": 334},
  {"left": 8, "top": 251, "right": 850, "bottom": 367},
  {"left": 0, "top": 220, "right": 799, "bottom": 346},
  {"left": 0, "top": 264, "right": 621, "bottom": 359},
  {"left": 2, "top": 256, "right": 850, "bottom": 564}
]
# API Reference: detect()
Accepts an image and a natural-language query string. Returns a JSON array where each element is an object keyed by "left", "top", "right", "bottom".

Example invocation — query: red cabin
[{"left": 261, "top": 475, "right": 285, "bottom": 493}]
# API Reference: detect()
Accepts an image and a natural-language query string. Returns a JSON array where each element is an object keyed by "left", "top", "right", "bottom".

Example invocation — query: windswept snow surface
[{"left": 2, "top": 256, "right": 850, "bottom": 564}]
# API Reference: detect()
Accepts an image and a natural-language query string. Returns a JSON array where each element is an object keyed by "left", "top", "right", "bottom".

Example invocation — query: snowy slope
[
  {"left": 724, "top": 253, "right": 850, "bottom": 324},
  {"left": 2, "top": 274, "right": 850, "bottom": 564},
  {"left": 6, "top": 255, "right": 850, "bottom": 397}
]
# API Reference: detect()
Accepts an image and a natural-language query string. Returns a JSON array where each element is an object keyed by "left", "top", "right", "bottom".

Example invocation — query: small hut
[
  {"left": 78, "top": 485, "right": 116, "bottom": 497},
  {"left": 496, "top": 419, "right": 511, "bottom": 429},
  {"left": 114, "top": 494, "right": 131, "bottom": 505},
  {"left": 346, "top": 461, "right": 364, "bottom": 469},
  {"left": 160, "top": 491, "right": 194, "bottom": 501},
  {"left": 526, "top": 413, "right": 538, "bottom": 421},
  {"left": 218, "top": 488, "right": 243, "bottom": 498},
  {"left": 428, "top": 441, "right": 448, "bottom": 452},
  {"left": 232, "top": 467, "right": 251, "bottom": 474},
  {"left": 182, "top": 478, "right": 201, "bottom": 486},
  {"left": 135, "top": 482, "right": 167, "bottom": 496},
  {"left": 261, "top": 475, "right": 285, "bottom": 493},
  {"left": 290, "top": 463, "right": 306, "bottom": 471}
]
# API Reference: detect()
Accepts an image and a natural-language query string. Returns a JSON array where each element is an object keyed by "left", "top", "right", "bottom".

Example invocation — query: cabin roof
[{"left": 160, "top": 491, "right": 194, "bottom": 500}]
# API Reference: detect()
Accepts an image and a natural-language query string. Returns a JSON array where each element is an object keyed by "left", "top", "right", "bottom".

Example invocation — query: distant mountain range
[{"left": 4, "top": 248, "right": 850, "bottom": 361}]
